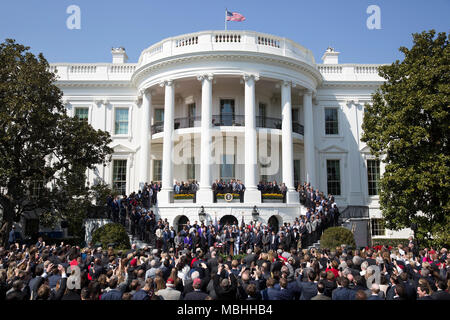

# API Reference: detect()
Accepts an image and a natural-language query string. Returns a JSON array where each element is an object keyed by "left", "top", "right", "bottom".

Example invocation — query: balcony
[{"left": 151, "top": 115, "right": 304, "bottom": 135}]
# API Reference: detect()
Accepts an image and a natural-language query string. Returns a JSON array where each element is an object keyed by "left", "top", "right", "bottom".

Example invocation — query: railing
[
  {"left": 318, "top": 65, "right": 342, "bottom": 74},
  {"left": 256, "top": 116, "right": 281, "bottom": 129},
  {"left": 151, "top": 116, "right": 304, "bottom": 135},
  {"left": 138, "top": 30, "right": 317, "bottom": 67},
  {"left": 292, "top": 121, "right": 304, "bottom": 135},
  {"left": 215, "top": 34, "right": 241, "bottom": 43},
  {"left": 212, "top": 114, "right": 245, "bottom": 126},
  {"left": 109, "top": 65, "right": 136, "bottom": 73},
  {"left": 257, "top": 36, "right": 280, "bottom": 48},
  {"left": 69, "top": 65, "right": 97, "bottom": 73}
]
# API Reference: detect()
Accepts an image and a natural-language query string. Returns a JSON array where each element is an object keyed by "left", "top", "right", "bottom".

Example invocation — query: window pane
[
  {"left": 220, "top": 154, "right": 235, "bottom": 180},
  {"left": 187, "top": 157, "right": 195, "bottom": 180},
  {"left": 155, "top": 109, "right": 164, "bottom": 122},
  {"left": 371, "top": 218, "right": 385, "bottom": 236},
  {"left": 325, "top": 108, "right": 338, "bottom": 135},
  {"left": 327, "top": 160, "right": 341, "bottom": 195},
  {"left": 115, "top": 109, "right": 129, "bottom": 134},
  {"left": 153, "top": 160, "right": 162, "bottom": 181},
  {"left": 75, "top": 108, "right": 89, "bottom": 120},
  {"left": 112, "top": 160, "right": 127, "bottom": 195},
  {"left": 367, "top": 159, "right": 381, "bottom": 195}
]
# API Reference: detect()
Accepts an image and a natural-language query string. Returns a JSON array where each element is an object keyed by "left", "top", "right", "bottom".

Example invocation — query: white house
[{"left": 50, "top": 30, "right": 413, "bottom": 246}]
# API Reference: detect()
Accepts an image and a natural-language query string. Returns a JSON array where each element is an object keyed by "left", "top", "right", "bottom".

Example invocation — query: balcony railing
[{"left": 151, "top": 116, "right": 304, "bottom": 135}]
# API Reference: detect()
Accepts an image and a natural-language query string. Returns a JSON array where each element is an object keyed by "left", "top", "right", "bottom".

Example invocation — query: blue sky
[{"left": 0, "top": 0, "right": 448, "bottom": 64}]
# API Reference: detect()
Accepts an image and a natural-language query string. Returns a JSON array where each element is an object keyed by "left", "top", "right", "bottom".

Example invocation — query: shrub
[
  {"left": 370, "top": 238, "right": 409, "bottom": 248},
  {"left": 91, "top": 223, "right": 130, "bottom": 250},
  {"left": 320, "top": 227, "right": 356, "bottom": 250}
]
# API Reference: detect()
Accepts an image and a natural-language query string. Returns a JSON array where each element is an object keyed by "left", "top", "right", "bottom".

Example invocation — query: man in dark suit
[
  {"left": 417, "top": 284, "right": 433, "bottom": 300},
  {"left": 367, "top": 283, "right": 383, "bottom": 300},
  {"left": 100, "top": 276, "right": 129, "bottom": 300},
  {"left": 311, "top": 282, "right": 331, "bottom": 300},
  {"left": 299, "top": 271, "right": 318, "bottom": 300},
  {"left": 264, "top": 277, "right": 280, "bottom": 300},
  {"left": 184, "top": 278, "right": 209, "bottom": 300},
  {"left": 432, "top": 281, "right": 450, "bottom": 300},
  {"left": 6, "top": 280, "right": 27, "bottom": 300},
  {"left": 332, "top": 277, "right": 354, "bottom": 300},
  {"left": 269, "top": 231, "right": 279, "bottom": 251},
  {"left": 277, "top": 278, "right": 294, "bottom": 300}
]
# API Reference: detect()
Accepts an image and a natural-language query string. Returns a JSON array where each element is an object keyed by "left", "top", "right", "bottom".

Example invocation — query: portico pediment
[
  {"left": 111, "top": 143, "right": 136, "bottom": 154},
  {"left": 318, "top": 145, "right": 348, "bottom": 153}
]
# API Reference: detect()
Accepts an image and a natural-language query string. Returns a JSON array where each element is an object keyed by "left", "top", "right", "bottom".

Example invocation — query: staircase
[
  {"left": 308, "top": 240, "right": 320, "bottom": 250},
  {"left": 128, "top": 233, "right": 153, "bottom": 249}
]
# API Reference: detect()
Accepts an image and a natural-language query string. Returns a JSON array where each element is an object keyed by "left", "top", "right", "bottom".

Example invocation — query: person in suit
[
  {"left": 263, "top": 277, "right": 280, "bottom": 300},
  {"left": 269, "top": 231, "right": 279, "bottom": 251},
  {"left": 184, "top": 278, "right": 208, "bottom": 300},
  {"left": 262, "top": 230, "right": 270, "bottom": 252},
  {"left": 367, "top": 283, "right": 383, "bottom": 300},
  {"left": 213, "top": 265, "right": 238, "bottom": 300},
  {"left": 432, "top": 280, "right": 450, "bottom": 300},
  {"left": 299, "top": 270, "right": 318, "bottom": 300},
  {"left": 277, "top": 278, "right": 294, "bottom": 300},
  {"left": 311, "top": 282, "right": 331, "bottom": 300},
  {"left": 417, "top": 284, "right": 433, "bottom": 300},
  {"left": 100, "top": 275, "right": 128, "bottom": 300},
  {"left": 332, "top": 277, "right": 354, "bottom": 300}
]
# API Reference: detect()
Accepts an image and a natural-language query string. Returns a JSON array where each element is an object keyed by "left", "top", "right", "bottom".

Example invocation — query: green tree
[
  {"left": 0, "top": 39, "right": 113, "bottom": 246},
  {"left": 320, "top": 227, "right": 356, "bottom": 250},
  {"left": 361, "top": 30, "right": 449, "bottom": 247}
]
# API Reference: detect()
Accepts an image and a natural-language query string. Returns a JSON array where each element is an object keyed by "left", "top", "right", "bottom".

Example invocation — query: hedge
[
  {"left": 320, "top": 227, "right": 356, "bottom": 249},
  {"left": 91, "top": 223, "right": 131, "bottom": 250},
  {"left": 370, "top": 238, "right": 409, "bottom": 247}
]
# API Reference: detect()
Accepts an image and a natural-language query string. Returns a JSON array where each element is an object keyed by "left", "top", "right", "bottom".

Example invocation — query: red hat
[
  {"left": 193, "top": 278, "right": 201, "bottom": 286},
  {"left": 130, "top": 258, "right": 137, "bottom": 267},
  {"left": 69, "top": 259, "right": 78, "bottom": 267},
  {"left": 166, "top": 278, "right": 175, "bottom": 286}
]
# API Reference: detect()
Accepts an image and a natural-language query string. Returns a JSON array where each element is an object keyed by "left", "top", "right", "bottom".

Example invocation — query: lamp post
[
  {"left": 199, "top": 206, "right": 206, "bottom": 223},
  {"left": 252, "top": 205, "right": 259, "bottom": 223}
]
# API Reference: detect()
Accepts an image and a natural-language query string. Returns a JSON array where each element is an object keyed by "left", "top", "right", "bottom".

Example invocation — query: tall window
[
  {"left": 114, "top": 108, "right": 129, "bottom": 135},
  {"left": 367, "top": 159, "right": 381, "bottom": 196},
  {"left": 294, "top": 159, "right": 301, "bottom": 186},
  {"left": 292, "top": 108, "right": 299, "bottom": 122},
  {"left": 220, "top": 154, "right": 235, "bottom": 181},
  {"left": 153, "top": 160, "right": 162, "bottom": 181},
  {"left": 259, "top": 103, "right": 266, "bottom": 127},
  {"left": 155, "top": 109, "right": 164, "bottom": 122},
  {"left": 75, "top": 107, "right": 89, "bottom": 120},
  {"left": 325, "top": 108, "right": 339, "bottom": 135},
  {"left": 188, "top": 103, "right": 196, "bottom": 127},
  {"left": 326, "top": 160, "right": 341, "bottom": 195},
  {"left": 112, "top": 160, "right": 127, "bottom": 195},
  {"left": 220, "top": 99, "right": 235, "bottom": 126},
  {"left": 371, "top": 218, "right": 385, "bottom": 236},
  {"left": 187, "top": 157, "right": 195, "bottom": 180}
]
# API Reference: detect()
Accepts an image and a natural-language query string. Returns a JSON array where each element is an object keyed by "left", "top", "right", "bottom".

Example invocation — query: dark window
[
  {"left": 325, "top": 108, "right": 338, "bottom": 134},
  {"left": 326, "top": 159, "right": 341, "bottom": 195},
  {"left": 367, "top": 159, "right": 381, "bottom": 196},
  {"left": 371, "top": 219, "right": 385, "bottom": 236},
  {"left": 153, "top": 160, "right": 162, "bottom": 182},
  {"left": 112, "top": 160, "right": 127, "bottom": 195},
  {"left": 220, "top": 99, "right": 235, "bottom": 126}
]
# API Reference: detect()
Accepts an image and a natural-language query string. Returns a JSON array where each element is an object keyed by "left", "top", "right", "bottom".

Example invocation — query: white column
[
  {"left": 243, "top": 74, "right": 261, "bottom": 203},
  {"left": 303, "top": 89, "right": 316, "bottom": 187},
  {"left": 158, "top": 80, "right": 175, "bottom": 204},
  {"left": 139, "top": 90, "right": 152, "bottom": 187},
  {"left": 94, "top": 99, "right": 108, "bottom": 184},
  {"left": 281, "top": 81, "right": 299, "bottom": 203},
  {"left": 196, "top": 74, "right": 214, "bottom": 203}
]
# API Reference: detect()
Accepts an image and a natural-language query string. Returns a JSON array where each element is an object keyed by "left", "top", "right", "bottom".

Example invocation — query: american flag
[{"left": 226, "top": 10, "right": 246, "bottom": 22}]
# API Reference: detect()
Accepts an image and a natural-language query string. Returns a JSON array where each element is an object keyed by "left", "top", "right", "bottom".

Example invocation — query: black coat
[{"left": 213, "top": 273, "right": 237, "bottom": 300}]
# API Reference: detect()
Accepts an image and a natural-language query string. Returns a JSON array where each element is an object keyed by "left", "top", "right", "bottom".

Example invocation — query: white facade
[{"left": 50, "top": 31, "right": 412, "bottom": 243}]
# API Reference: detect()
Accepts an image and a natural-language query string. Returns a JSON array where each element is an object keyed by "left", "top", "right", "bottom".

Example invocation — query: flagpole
[{"left": 225, "top": 8, "right": 227, "bottom": 30}]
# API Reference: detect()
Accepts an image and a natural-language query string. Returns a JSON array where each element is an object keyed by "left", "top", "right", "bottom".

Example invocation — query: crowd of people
[
  {"left": 1, "top": 235, "right": 449, "bottom": 300},
  {"left": 3, "top": 180, "right": 446, "bottom": 301}
]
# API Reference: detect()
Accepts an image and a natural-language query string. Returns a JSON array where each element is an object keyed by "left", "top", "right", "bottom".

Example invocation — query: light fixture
[
  {"left": 198, "top": 206, "right": 206, "bottom": 222},
  {"left": 252, "top": 205, "right": 259, "bottom": 222}
]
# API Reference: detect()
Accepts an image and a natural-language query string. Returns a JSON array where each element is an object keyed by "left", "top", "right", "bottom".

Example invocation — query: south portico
[{"left": 134, "top": 71, "right": 317, "bottom": 206}]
